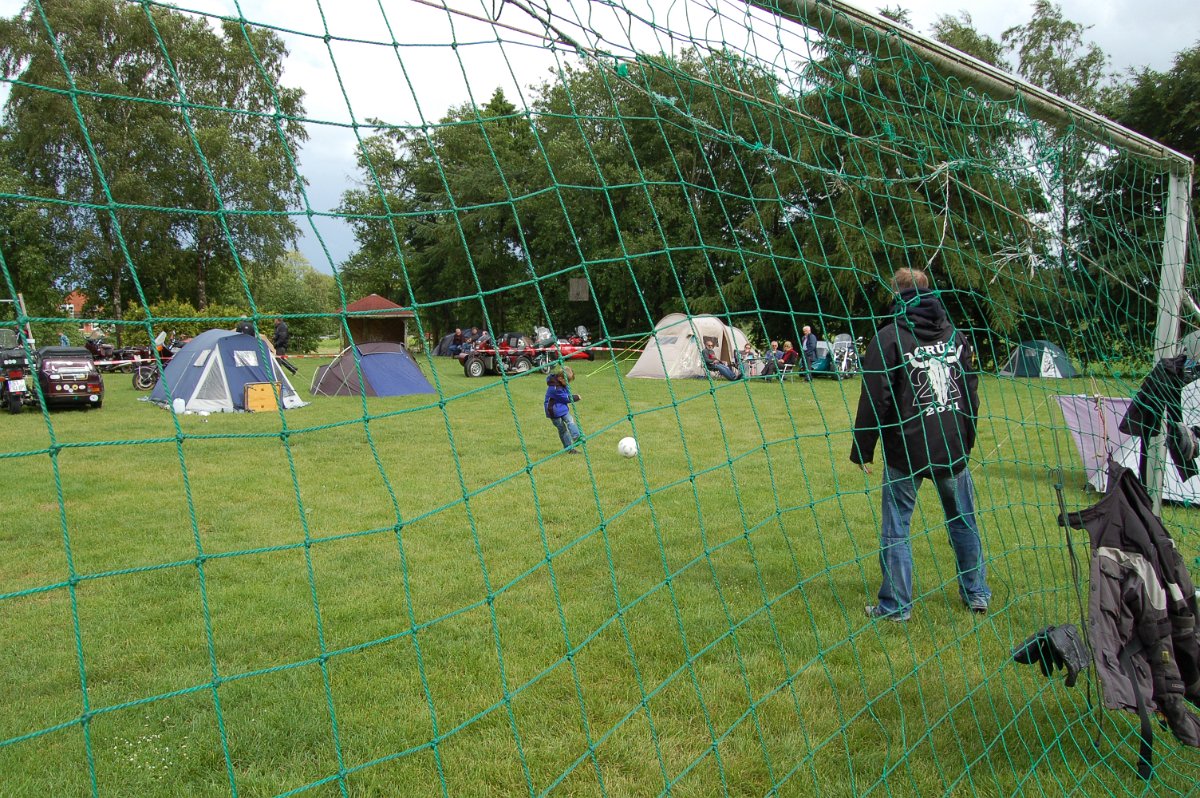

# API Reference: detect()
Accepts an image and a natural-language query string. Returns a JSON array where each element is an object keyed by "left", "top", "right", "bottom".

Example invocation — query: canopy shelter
[
  {"left": 343, "top": 294, "right": 416, "bottom": 348},
  {"left": 627, "top": 314, "right": 749, "bottom": 379},
  {"left": 150, "top": 329, "right": 304, "bottom": 413},
  {"left": 1057, "top": 393, "right": 1200, "bottom": 504},
  {"left": 1000, "top": 340, "right": 1079, "bottom": 378},
  {"left": 311, "top": 342, "right": 435, "bottom": 397}
]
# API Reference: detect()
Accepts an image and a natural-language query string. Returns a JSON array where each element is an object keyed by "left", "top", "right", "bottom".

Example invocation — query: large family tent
[
  {"left": 999, "top": 340, "right": 1078, "bottom": 378},
  {"left": 311, "top": 342, "right": 435, "bottom": 397},
  {"left": 150, "top": 329, "right": 305, "bottom": 412},
  {"left": 628, "top": 313, "right": 749, "bottom": 379}
]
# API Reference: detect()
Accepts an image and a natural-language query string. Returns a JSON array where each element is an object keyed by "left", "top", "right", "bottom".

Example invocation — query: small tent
[
  {"left": 431, "top": 332, "right": 457, "bottom": 357},
  {"left": 1000, "top": 340, "right": 1078, "bottom": 378},
  {"left": 627, "top": 313, "right": 749, "bottom": 379},
  {"left": 311, "top": 342, "right": 435, "bottom": 397},
  {"left": 150, "top": 329, "right": 305, "bottom": 412}
]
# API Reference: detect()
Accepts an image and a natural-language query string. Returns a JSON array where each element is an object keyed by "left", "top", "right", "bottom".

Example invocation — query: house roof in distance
[{"left": 344, "top": 293, "right": 415, "bottom": 317}]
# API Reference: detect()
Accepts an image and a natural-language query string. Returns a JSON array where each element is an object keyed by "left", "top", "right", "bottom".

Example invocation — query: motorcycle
[
  {"left": 84, "top": 335, "right": 153, "bottom": 373},
  {"left": 131, "top": 333, "right": 183, "bottom": 391},
  {"left": 0, "top": 327, "right": 30, "bottom": 414},
  {"left": 532, "top": 325, "right": 595, "bottom": 373},
  {"left": 831, "top": 334, "right": 862, "bottom": 377}
]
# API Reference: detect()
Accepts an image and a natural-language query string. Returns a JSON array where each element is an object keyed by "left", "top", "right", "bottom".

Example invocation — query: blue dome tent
[
  {"left": 310, "top": 342, "right": 435, "bottom": 397},
  {"left": 150, "top": 329, "right": 305, "bottom": 412}
]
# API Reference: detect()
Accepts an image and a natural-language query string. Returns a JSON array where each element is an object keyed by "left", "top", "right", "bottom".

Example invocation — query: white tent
[{"left": 627, "top": 313, "right": 749, "bottom": 379}]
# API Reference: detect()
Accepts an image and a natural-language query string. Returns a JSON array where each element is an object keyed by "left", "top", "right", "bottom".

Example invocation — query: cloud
[{"left": 2, "top": 0, "right": 1193, "bottom": 272}]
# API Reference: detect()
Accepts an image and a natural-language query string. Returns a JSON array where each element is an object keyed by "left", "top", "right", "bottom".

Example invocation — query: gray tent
[{"left": 999, "top": 340, "right": 1078, "bottom": 378}]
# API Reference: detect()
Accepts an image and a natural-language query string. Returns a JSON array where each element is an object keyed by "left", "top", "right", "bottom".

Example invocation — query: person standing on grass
[
  {"left": 544, "top": 365, "right": 582, "bottom": 454},
  {"left": 273, "top": 317, "right": 298, "bottom": 375},
  {"left": 851, "top": 266, "right": 990, "bottom": 622},
  {"left": 801, "top": 325, "right": 818, "bottom": 367}
]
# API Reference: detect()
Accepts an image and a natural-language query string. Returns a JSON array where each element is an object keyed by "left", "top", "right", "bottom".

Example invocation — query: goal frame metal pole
[{"left": 747, "top": 0, "right": 1195, "bottom": 510}]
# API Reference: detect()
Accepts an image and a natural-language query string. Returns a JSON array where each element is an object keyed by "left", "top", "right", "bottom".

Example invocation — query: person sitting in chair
[
  {"left": 780, "top": 341, "right": 800, "bottom": 371},
  {"left": 738, "top": 342, "right": 759, "bottom": 376},
  {"left": 702, "top": 337, "right": 741, "bottom": 381}
]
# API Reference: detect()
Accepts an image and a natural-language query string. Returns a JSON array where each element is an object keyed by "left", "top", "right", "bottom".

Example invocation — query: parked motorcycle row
[{"left": 0, "top": 328, "right": 182, "bottom": 415}]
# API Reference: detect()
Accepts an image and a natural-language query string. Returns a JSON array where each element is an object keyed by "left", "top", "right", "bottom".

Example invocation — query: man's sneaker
[
  {"left": 865, "top": 605, "right": 910, "bottom": 622},
  {"left": 566, "top": 448, "right": 581, "bottom": 455},
  {"left": 966, "top": 599, "right": 988, "bottom": 615}
]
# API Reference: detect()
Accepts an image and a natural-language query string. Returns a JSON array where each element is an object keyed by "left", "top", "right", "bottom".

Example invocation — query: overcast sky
[{"left": 1, "top": 0, "right": 1197, "bottom": 273}]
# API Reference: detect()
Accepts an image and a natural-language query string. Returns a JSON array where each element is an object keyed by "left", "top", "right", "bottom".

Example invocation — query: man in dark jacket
[
  {"left": 851, "top": 267, "right": 990, "bottom": 621},
  {"left": 273, "top": 317, "right": 298, "bottom": 375}
]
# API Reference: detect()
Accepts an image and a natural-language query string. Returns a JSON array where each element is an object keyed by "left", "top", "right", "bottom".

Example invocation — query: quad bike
[{"left": 459, "top": 331, "right": 536, "bottom": 377}]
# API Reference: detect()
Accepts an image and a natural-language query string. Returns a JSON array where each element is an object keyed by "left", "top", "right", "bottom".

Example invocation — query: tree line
[
  {"left": 0, "top": 0, "right": 1196, "bottom": 368},
  {"left": 337, "top": 2, "right": 1197, "bottom": 369},
  {"left": 0, "top": 0, "right": 336, "bottom": 349}
]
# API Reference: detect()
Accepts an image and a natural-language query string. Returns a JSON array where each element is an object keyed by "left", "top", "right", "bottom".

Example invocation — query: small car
[{"left": 35, "top": 346, "right": 104, "bottom": 409}]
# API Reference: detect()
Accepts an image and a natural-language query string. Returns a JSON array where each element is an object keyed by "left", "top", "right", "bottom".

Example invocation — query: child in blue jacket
[{"left": 544, "top": 365, "right": 582, "bottom": 454}]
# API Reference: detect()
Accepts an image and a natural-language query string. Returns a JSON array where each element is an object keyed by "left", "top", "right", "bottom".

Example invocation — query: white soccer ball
[{"left": 617, "top": 436, "right": 638, "bottom": 458}]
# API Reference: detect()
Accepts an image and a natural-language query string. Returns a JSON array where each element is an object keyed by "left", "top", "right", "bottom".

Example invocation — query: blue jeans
[
  {"left": 708, "top": 362, "right": 739, "bottom": 381},
  {"left": 875, "top": 465, "right": 990, "bottom": 617},
  {"left": 551, "top": 414, "right": 580, "bottom": 449}
]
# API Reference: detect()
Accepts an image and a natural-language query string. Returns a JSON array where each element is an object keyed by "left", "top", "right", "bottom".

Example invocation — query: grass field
[{"left": 2, "top": 354, "right": 1198, "bottom": 796}]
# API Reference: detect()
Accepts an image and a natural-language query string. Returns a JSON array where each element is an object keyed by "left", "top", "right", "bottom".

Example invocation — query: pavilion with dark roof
[{"left": 342, "top": 294, "right": 416, "bottom": 348}]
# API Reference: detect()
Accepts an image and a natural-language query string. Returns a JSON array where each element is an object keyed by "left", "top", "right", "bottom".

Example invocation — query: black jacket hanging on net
[
  {"left": 1060, "top": 460, "right": 1200, "bottom": 777},
  {"left": 1119, "top": 354, "right": 1200, "bottom": 483}
]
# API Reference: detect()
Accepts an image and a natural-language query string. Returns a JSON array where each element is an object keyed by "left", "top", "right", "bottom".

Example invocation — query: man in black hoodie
[{"left": 851, "top": 268, "right": 990, "bottom": 621}]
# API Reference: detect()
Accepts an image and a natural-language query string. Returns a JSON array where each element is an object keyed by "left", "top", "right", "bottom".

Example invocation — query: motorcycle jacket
[
  {"left": 851, "top": 289, "right": 979, "bottom": 478},
  {"left": 1061, "top": 460, "right": 1200, "bottom": 776}
]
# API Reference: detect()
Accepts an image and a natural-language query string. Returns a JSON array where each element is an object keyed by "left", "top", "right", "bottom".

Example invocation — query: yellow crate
[{"left": 243, "top": 382, "right": 281, "bottom": 412}]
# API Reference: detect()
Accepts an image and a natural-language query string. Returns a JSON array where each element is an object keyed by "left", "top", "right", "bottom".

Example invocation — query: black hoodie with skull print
[{"left": 850, "top": 289, "right": 980, "bottom": 479}]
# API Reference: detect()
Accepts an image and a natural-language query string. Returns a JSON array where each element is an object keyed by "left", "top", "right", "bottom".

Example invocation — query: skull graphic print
[{"left": 903, "top": 340, "right": 962, "bottom": 412}]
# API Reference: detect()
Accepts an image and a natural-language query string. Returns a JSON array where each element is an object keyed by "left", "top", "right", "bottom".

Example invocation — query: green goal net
[{"left": 1, "top": 0, "right": 1198, "bottom": 795}]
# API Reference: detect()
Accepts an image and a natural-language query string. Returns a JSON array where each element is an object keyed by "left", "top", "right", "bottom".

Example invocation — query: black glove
[
  {"left": 1160, "top": 693, "right": 1200, "bottom": 747},
  {"left": 1013, "top": 624, "right": 1091, "bottom": 687},
  {"left": 572, "top": 394, "right": 580, "bottom": 402}
]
